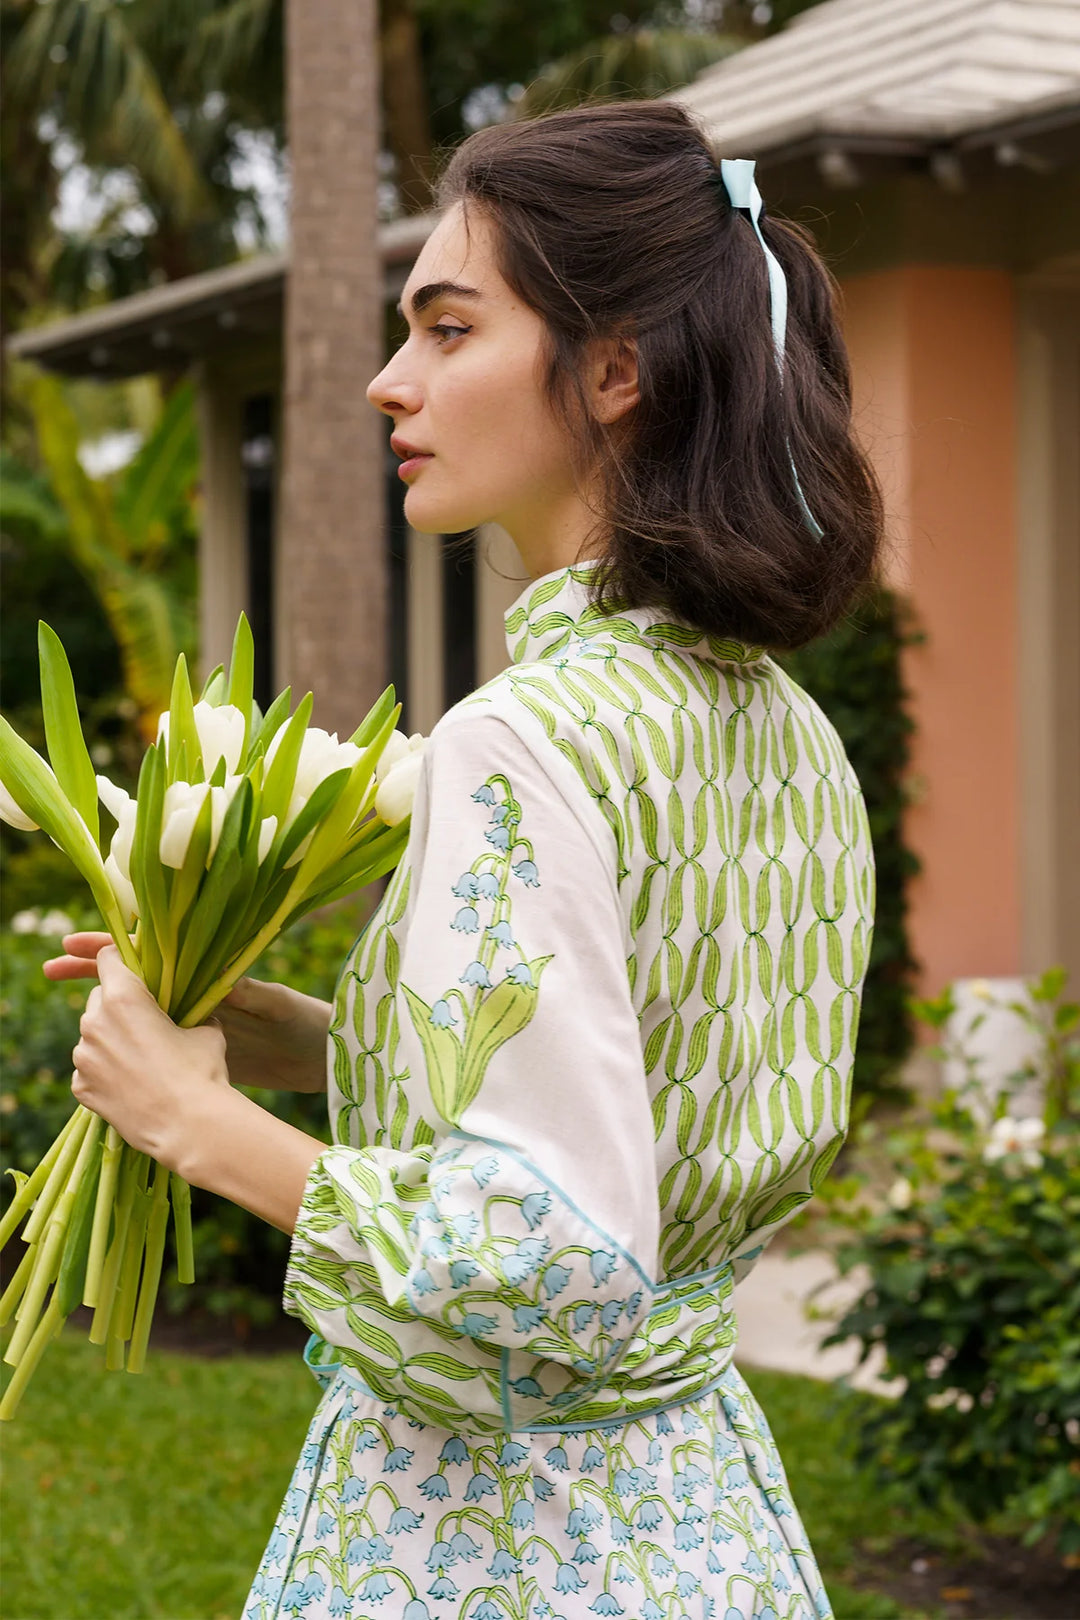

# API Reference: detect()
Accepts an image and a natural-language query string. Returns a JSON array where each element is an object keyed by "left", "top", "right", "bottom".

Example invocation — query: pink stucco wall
[{"left": 841, "top": 266, "right": 1020, "bottom": 996}]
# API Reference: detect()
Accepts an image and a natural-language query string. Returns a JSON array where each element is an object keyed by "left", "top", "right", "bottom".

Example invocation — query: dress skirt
[{"left": 242, "top": 1352, "right": 832, "bottom": 1620}]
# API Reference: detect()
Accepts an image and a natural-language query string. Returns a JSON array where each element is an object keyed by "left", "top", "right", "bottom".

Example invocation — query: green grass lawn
[{"left": 0, "top": 1335, "right": 965, "bottom": 1620}]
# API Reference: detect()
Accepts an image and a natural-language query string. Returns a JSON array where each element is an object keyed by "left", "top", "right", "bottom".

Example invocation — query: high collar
[{"left": 503, "top": 560, "right": 766, "bottom": 668}]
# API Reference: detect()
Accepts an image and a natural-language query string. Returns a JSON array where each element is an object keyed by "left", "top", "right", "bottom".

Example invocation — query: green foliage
[
  {"left": 0, "top": 1335, "right": 317, "bottom": 1620},
  {"left": 26, "top": 371, "right": 199, "bottom": 740},
  {"left": 515, "top": 28, "right": 741, "bottom": 118},
  {"left": 780, "top": 588, "right": 920, "bottom": 1110},
  {"left": 820, "top": 970, "right": 1080, "bottom": 1556},
  {"left": 0, "top": 1330, "right": 958, "bottom": 1620},
  {"left": 0, "top": 898, "right": 375, "bottom": 1326}
]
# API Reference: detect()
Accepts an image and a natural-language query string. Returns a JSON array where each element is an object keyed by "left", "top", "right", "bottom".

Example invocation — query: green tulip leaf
[
  {"left": 226, "top": 612, "right": 254, "bottom": 763},
  {"left": 167, "top": 654, "right": 202, "bottom": 783},
  {"left": 273, "top": 766, "right": 352, "bottom": 869},
  {"left": 0, "top": 713, "right": 126, "bottom": 938},
  {"left": 260, "top": 691, "right": 314, "bottom": 825},
  {"left": 38, "top": 621, "right": 99, "bottom": 848},
  {"left": 347, "top": 685, "right": 397, "bottom": 749},
  {"left": 248, "top": 686, "right": 291, "bottom": 763},
  {"left": 171, "top": 777, "right": 253, "bottom": 1015},
  {"left": 199, "top": 664, "right": 227, "bottom": 703}
]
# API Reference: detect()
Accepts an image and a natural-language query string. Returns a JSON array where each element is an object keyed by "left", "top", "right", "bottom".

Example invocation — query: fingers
[
  {"left": 63, "top": 932, "right": 112, "bottom": 956},
  {"left": 42, "top": 955, "right": 101, "bottom": 981},
  {"left": 42, "top": 932, "right": 111, "bottom": 981}
]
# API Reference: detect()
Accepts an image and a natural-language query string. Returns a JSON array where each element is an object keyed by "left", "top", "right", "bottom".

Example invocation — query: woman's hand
[
  {"left": 44, "top": 933, "right": 330, "bottom": 1095},
  {"left": 71, "top": 946, "right": 230, "bottom": 1173}
]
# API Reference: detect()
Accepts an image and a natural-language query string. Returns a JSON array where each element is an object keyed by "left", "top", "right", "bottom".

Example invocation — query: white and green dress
[{"left": 244, "top": 559, "right": 875, "bottom": 1620}]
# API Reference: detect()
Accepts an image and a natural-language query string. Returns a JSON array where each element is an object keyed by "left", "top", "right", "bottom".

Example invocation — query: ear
[{"left": 588, "top": 335, "right": 640, "bottom": 426}]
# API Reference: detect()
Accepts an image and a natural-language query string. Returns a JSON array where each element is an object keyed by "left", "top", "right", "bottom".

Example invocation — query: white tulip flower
[
  {"left": 257, "top": 815, "right": 278, "bottom": 864},
  {"left": 375, "top": 748, "right": 425, "bottom": 827},
  {"left": 983, "top": 1114, "right": 1045, "bottom": 1171},
  {"left": 159, "top": 781, "right": 211, "bottom": 869},
  {"left": 374, "top": 729, "right": 425, "bottom": 784},
  {"left": 96, "top": 774, "right": 139, "bottom": 881},
  {"left": 157, "top": 701, "right": 246, "bottom": 777},
  {"left": 268, "top": 726, "right": 362, "bottom": 827},
  {"left": 0, "top": 779, "right": 39, "bottom": 831},
  {"left": 105, "top": 851, "right": 139, "bottom": 926},
  {"left": 159, "top": 776, "right": 246, "bottom": 868}
]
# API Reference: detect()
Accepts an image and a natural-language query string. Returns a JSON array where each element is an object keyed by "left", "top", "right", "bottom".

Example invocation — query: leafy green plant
[
  {"left": 781, "top": 587, "right": 920, "bottom": 1113},
  {"left": 819, "top": 968, "right": 1080, "bottom": 1556}
]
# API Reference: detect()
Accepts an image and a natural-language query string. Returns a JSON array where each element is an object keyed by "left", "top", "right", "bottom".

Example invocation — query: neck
[{"left": 498, "top": 485, "right": 606, "bottom": 582}]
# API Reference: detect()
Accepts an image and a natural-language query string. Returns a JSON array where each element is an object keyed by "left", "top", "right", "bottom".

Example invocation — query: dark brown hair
[{"left": 437, "top": 100, "right": 884, "bottom": 650}]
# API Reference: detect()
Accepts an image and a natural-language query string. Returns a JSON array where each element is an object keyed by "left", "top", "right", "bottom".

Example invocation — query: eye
[{"left": 430, "top": 323, "right": 471, "bottom": 345}]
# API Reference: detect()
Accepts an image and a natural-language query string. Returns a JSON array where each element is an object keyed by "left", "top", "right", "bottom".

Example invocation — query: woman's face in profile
[{"left": 367, "top": 203, "right": 580, "bottom": 540}]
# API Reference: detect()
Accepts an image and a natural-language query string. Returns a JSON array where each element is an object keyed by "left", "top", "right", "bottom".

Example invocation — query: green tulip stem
[
  {"left": 0, "top": 1242, "right": 38, "bottom": 1328},
  {"left": 89, "top": 1146, "right": 137, "bottom": 1346},
  {"left": 111, "top": 1156, "right": 152, "bottom": 1355},
  {"left": 0, "top": 1106, "right": 83, "bottom": 1250},
  {"left": 126, "top": 1160, "right": 172, "bottom": 1374},
  {"left": 0, "top": 1291, "right": 66, "bottom": 1422},
  {"left": 3, "top": 1113, "right": 102, "bottom": 1369},
  {"left": 82, "top": 1126, "right": 124, "bottom": 1309},
  {"left": 177, "top": 872, "right": 310, "bottom": 1029},
  {"left": 20, "top": 1104, "right": 93, "bottom": 1247},
  {"left": 170, "top": 1173, "right": 195, "bottom": 1285}
]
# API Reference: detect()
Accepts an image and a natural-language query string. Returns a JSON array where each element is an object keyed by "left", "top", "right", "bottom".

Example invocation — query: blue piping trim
[
  {"left": 512, "top": 1366, "right": 736, "bottom": 1435},
  {"left": 444, "top": 1129, "right": 656, "bottom": 1295}
]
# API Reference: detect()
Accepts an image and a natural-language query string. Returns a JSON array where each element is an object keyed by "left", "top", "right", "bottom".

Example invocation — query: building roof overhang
[
  {"left": 671, "top": 0, "right": 1080, "bottom": 183},
  {"left": 6, "top": 212, "right": 437, "bottom": 379}
]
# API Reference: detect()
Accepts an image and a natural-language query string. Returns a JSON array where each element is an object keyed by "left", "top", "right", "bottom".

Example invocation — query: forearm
[{"left": 178, "top": 1086, "right": 325, "bottom": 1235}]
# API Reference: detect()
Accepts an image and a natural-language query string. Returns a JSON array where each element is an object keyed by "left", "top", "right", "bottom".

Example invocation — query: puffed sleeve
[{"left": 282, "top": 706, "right": 660, "bottom": 1432}]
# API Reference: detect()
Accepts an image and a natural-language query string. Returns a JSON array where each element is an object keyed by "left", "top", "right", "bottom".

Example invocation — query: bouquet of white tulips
[{"left": 0, "top": 614, "right": 425, "bottom": 1418}]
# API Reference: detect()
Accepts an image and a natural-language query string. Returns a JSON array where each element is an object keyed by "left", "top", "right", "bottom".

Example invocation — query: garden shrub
[
  {"left": 820, "top": 969, "right": 1080, "bottom": 1556},
  {"left": 1, "top": 897, "right": 377, "bottom": 1328},
  {"left": 780, "top": 586, "right": 921, "bottom": 1113}
]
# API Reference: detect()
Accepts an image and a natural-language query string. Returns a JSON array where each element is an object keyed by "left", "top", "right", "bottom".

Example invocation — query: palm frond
[
  {"left": 6, "top": 0, "right": 209, "bottom": 224},
  {"left": 187, "top": 0, "right": 279, "bottom": 84},
  {"left": 516, "top": 29, "right": 743, "bottom": 120},
  {"left": 27, "top": 373, "right": 180, "bottom": 738},
  {"left": 113, "top": 380, "right": 200, "bottom": 558}
]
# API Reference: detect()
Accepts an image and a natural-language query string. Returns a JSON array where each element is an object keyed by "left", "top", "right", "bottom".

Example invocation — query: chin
[{"left": 403, "top": 484, "right": 492, "bottom": 536}]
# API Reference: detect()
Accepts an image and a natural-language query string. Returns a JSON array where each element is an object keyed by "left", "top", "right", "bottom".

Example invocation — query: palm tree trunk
[
  {"left": 380, "top": 0, "right": 434, "bottom": 215},
  {"left": 281, "top": 0, "right": 387, "bottom": 739}
]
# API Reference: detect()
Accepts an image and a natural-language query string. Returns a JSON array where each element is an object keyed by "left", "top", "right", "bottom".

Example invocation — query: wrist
[
  {"left": 174, "top": 1083, "right": 325, "bottom": 1234},
  {"left": 171, "top": 1081, "right": 253, "bottom": 1187}
]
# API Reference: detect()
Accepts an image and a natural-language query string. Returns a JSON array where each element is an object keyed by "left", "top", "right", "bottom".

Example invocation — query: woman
[{"left": 50, "top": 102, "right": 880, "bottom": 1620}]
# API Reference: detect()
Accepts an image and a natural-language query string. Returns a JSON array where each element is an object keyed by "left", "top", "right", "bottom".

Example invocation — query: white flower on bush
[
  {"left": 374, "top": 731, "right": 426, "bottom": 827},
  {"left": 156, "top": 701, "right": 246, "bottom": 777},
  {"left": 0, "top": 778, "right": 39, "bottom": 832},
  {"left": 887, "top": 1176, "right": 914, "bottom": 1211},
  {"left": 10, "top": 908, "right": 73, "bottom": 937},
  {"left": 983, "top": 1114, "right": 1045, "bottom": 1172}
]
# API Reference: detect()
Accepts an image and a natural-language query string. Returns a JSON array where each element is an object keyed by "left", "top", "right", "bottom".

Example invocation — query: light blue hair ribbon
[{"left": 718, "top": 157, "right": 824, "bottom": 541}]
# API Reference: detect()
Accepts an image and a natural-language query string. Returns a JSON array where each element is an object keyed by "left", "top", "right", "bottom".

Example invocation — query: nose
[{"left": 366, "top": 349, "right": 423, "bottom": 418}]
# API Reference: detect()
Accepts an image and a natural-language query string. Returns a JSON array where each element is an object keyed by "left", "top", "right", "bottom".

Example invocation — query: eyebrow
[{"left": 395, "top": 281, "right": 482, "bottom": 319}]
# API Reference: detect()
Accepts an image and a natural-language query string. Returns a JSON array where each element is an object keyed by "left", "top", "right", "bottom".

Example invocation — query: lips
[{"left": 391, "top": 436, "right": 432, "bottom": 461}]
